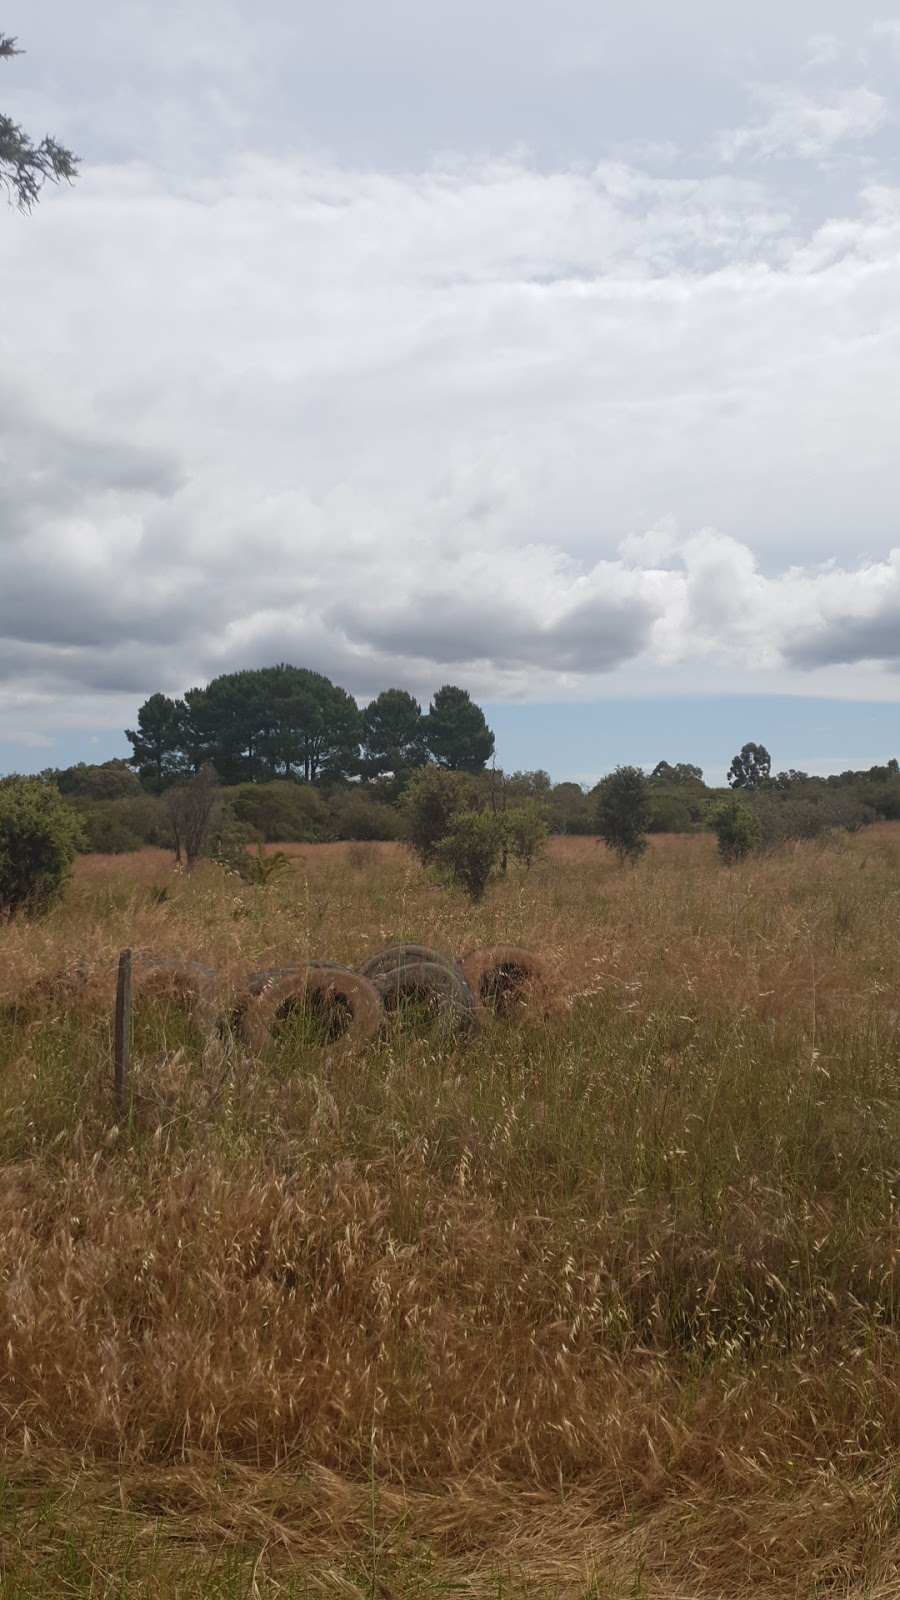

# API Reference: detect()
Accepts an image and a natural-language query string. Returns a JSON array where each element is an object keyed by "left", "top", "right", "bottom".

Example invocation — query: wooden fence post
[{"left": 114, "top": 948, "right": 132, "bottom": 1110}]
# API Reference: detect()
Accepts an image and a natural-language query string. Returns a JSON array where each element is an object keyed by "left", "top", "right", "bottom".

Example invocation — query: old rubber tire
[
  {"left": 359, "top": 944, "right": 460, "bottom": 985},
  {"left": 364, "top": 956, "right": 479, "bottom": 1034},
  {"left": 459, "top": 945, "right": 553, "bottom": 1017},
  {"left": 238, "top": 964, "right": 383, "bottom": 1053}
]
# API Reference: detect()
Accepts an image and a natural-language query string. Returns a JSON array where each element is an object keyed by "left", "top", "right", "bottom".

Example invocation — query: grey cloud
[
  {"left": 329, "top": 589, "right": 654, "bottom": 675},
  {"left": 0, "top": 637, "right": 190, "bottom": 696},
  {"left": 0, "top": 395, "right": 182, "bottom": 519},
  {"left": 0, "top": 571, "right": 201, "bottom": 651},
  {"left": 785, "top": 610, "right": 900, "bottom": 669}
]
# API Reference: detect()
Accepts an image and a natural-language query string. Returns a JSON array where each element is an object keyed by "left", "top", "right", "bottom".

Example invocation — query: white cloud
[
  {"left": 803, "top": 35, "right": 844, "bottom": 70},
  {"left": 870, "top": 20, "right": 900, "bottom": 58},
  {"left": 718, "top": 84, "right": 889, "bottom": 161},
  {"left": 2, "top": 3, "right": 900, "bottom": 746}
]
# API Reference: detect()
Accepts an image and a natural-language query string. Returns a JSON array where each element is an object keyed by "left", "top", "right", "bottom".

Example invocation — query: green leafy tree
[
  {"left": 178, "top": 687, "right": 214, "bottom": 772},
  {"left": 436, "top": 808, "right": 505, "bottom": 901},
  {"left": 708, "top": 796, "right": 761, "bottom": 863},
  {"left": 361, "top": 688, "right": 427, "bottom": 776},
  {"left": 127, "top": 666, "right": 363, "bottom": 786},
  {"left": 1, "top": 35, "right": 78, "bottom": 210},
  {"left": 728, "top": 742, "right": 772, "bottom": 792},
  {"left": 505, "top": 799, "right": 550, "bottom": 869},
  {"left": 594, "top": 765, "right": 650, "bottom": 863},
  {"left": 43, "top": 760, "right": 141, "bottom": 800},
  {"left": 126, "top": 693, "right": 186, "bottom": 785},
  {"left": 650, "top": 760, "right": 704, "bottom": 786},
  {"left": 424, "top": 685, "right": 495, "bottom": 772},
  {"left": 400, "top": 764, "right": 474, "bottom": 864},
  {"left": 0, "top": 776, "right": 83, "bottom": 920}
]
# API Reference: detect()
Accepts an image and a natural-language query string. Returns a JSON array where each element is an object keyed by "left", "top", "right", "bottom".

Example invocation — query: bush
[
  {"left": 208, "top": 801, "right": 260, "bottom": 878},
  {"left": 330, "top": 791, "right": 404, "bottom": 842},
  {"left": 546, "top": 782, "right": 593, "bottom": 835},
  {"left": 645, "top": 790, "right": 695, "bottom": 834},
  {"left": 594, "top": 766, "right": 650, "bottom": 863},
  {"left": 75, "top": 794, "right": 165, "bottom": 854},
  {"left": 47, "top": 760, "right": 142, "bottom": 801},
  {"left": 436, "top": 808, "right": 505, "bottom": 901},
  {"left": 400, "top": 766, "right": 475, "bottom": 864},
  {"left": 230, "top": 780, "right": 328, "bottom": 843},
  {"left": 504, "top": 799, "right": 550, "bottom": 869},
  {"left": 0, "top": 777, "right": 83, "bottom": 920},
  {"left": 755, "top": 790, "right": 872, "bottom": 851},
  {"left": 708, "top": 796, "right": 761, "bottom": 864}
]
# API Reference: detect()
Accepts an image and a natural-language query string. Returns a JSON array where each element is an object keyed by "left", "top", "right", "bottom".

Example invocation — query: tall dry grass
[{"left": 3, "top": 831, "right": 900, "bottom": 1596}]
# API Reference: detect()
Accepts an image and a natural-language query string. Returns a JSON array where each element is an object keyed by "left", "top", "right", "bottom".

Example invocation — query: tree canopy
[
  {"left": 424, "top": 685, "right": 495, "bottom": 772},
  {"left": 649, "top": 760, "right": 704, "bottom": 787},
  {"left": 728, "top": 743, "right": 772, "bottom": 792},
  {"left": 361, "top": 689, "right": 427, "bottom": 776},
  {"left": 1, "top": 36, "right": 78, "bottom": 210},
  {"left": 594, "top": 765, "right": 650, "bottom": 863},
  {"left": 126, "top": 666, "right": 363, "bottom": 785},
  {"left": 125, "top": 667, "right": 498, "bottom": 789}
]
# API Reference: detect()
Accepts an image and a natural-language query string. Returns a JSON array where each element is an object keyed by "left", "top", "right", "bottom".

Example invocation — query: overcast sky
[{"left": 2, "top": 1, "right": 900, "bottom": 781}]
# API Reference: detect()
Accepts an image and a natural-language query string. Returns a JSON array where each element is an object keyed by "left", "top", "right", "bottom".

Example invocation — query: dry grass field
[{"left": 4, "top": 829, "right": 900, "bottom": 1597}]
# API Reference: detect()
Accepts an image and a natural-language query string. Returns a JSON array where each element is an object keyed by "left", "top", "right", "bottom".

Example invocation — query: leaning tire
[
  {"left": 459, "top": 945, "right": 554, "bottom": 1017},
  {"left": 364, "top": 956, "right": 480, "bottom": 1034},
  {"left": 237, "top": 964, "right": 383, "bottom": 1053},
  {"left": 360, "top": 944, "right": 460, "bottom": 985}
]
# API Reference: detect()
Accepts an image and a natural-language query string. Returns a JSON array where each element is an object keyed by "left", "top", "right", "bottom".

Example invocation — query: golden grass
[{"left": 4, "top": 830, "right": 900, "bottom": 1595}]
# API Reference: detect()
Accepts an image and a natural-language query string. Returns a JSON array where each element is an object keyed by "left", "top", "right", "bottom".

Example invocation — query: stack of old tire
[
  {"left": 17, "top": 944, "right": 553, "bottom": 1052},
  {"left": 236, "top": 943, "right": 553, "bottom": 1052}
]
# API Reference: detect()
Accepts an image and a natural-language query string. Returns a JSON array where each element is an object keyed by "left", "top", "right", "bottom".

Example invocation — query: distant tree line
[
  {"left": 124, "top": 669, "right": 495, "bottom": 786},
  {"left": 22, "top": 701, "right": 900, "bottom": 868}
]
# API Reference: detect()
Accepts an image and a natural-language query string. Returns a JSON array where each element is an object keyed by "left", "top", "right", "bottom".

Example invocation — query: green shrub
[
  {"left": 400, "top": 766, "right": 475, "bottom": 864},
  {"left": 436, "top": 808, "right": 505, "bottom": 900},
  {"left": 645, "top": 789, "right": 695, "bottom": 834},
  {"left": 46, "top": 760, "right": 142, "bottom": 801},
  {"left": 0, "top": 776, "right": 83, "bottom": 920},
  {"left": 546, "top": 781, "right": 593, "bottom": 835},
  {"left": 708, "top": 796, "right": 761, "bottom": 863},
  {"left": 330, "top": 791, "right": 404, "bottom": 841},
  {"left": 229, "top": 780, "right": 328, "bottom": 843},
  {"left": 209, "top": 801, "right": 260, "bottom": 877},
  {"left": 75, "top": 794, "right": 165, "bottom": 853},
  {"left": 504, "top": 799, "right": 550, "bottom": 868},
  {"left": 758, "top": 791, "right": 873, "bottom": 850},
  {"left": 594, "top": 766, "right": 650, "bottom": 863}
]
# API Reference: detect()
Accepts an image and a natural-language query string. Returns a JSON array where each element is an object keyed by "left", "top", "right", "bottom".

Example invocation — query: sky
[{"left": 1, "top": 1, "right": 899, "bottom": 784}]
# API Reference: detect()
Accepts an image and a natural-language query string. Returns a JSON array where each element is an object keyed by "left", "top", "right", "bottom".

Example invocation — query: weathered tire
[
  {"left": 459, "top": 945, "right": 554, "bottom": 1018},
  {"left": 241, "top": 966, "right": 305, "bottom": 999},
  {"left": 365, "top": 957, "right": 479, "bottom": 1034},
  {"left": 360, "top": 944, "right": 460, "bottom": 985},
  {"left": 237, "top": 964, "right": 383, "bottom": 1053}
]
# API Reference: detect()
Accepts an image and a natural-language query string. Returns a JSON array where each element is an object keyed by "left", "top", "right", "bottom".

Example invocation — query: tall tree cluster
[{"left": 125, "top": 666, "right": 495, "bottom": 788}]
